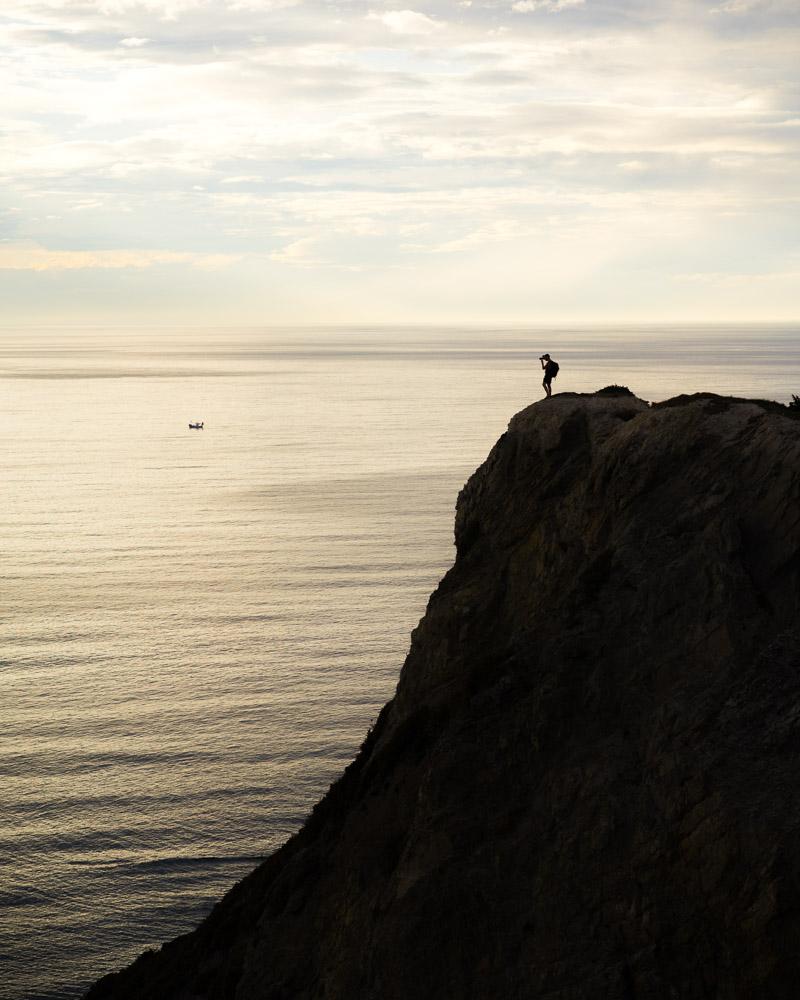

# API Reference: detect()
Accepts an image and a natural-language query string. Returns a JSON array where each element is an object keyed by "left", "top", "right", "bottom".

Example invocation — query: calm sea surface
[{"left": 2, "top": 324, "right": 798, "bottom": 999}]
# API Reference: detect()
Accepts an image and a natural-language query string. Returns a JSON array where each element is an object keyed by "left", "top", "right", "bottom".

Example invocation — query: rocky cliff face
[{"left": 86, "top": 391, "right": 800, "bottom": 1000}]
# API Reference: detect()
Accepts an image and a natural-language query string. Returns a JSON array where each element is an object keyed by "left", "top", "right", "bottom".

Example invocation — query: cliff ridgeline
[{"left": 87, "top": 390, "right": 800, "bottom": 1000}]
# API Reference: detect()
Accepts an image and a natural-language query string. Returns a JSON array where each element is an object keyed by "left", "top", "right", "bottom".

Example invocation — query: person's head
[{"left": 541, "top": 353, "right": 550, "bottom": 361}]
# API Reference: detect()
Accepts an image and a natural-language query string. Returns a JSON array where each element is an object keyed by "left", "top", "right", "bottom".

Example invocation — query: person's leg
[{"left": 543, "top": 378, "right": 551, "bottom": 397}]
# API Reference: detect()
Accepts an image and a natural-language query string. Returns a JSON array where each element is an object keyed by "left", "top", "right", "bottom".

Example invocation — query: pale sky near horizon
[{"left": 1, "top": 0, "right": 798, "bottom": 327}]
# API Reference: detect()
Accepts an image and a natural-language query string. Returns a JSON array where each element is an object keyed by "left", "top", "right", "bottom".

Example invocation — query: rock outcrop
[{"left": 86, "top": 391, "right": 800, "bottom": 1000}]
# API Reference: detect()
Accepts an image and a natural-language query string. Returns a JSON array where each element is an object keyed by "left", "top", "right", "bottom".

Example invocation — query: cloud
[
  {"left": 674, "top": 266, "right": 800, "bottom": 286},
  {"left": 404, "top": 219, "right": 532, "bottom": 254},
  {"left": 511, "top": 0, "right": 584, "bottom": 12},
  {"left": 269, "top": 236, "right": 326, "bottom": 264},
  {"left": 221, "top": 174, "right": 263, "bottom": 183},
  {"left": 1, "top": 0, "right": 798, "bottom": 322},
  {"left": 225, "top": 0, "right": 300, "bottom": 9},
  {"left": 0, "top": 242, "right": 237, "bottom": 270},
  {"left": 368, "top": 9, "right": 443, "bottom": 34},
  {"left": 710, "top": 0, "right": 760, "bottom": 13},
  {"left": 95, "top": 0, "right": 205, "bottom": 19}
]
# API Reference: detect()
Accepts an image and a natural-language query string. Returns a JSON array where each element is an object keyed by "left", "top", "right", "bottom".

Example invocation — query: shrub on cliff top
[
  {"left": 596, "top": 385, "right": 634, "bottom": 397},
  {"left": 789, "top": 394, "right": 800, "bottom": 410}
]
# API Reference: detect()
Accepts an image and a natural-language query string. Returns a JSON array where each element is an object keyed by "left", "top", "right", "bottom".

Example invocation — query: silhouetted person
[{"left": 540, "top": 353, "right": 559, "bottom": 397}]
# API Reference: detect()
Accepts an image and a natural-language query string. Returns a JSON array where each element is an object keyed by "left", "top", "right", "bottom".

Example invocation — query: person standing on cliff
[{"left": 540, "top": 354, "right": 559, "bottom": 398}]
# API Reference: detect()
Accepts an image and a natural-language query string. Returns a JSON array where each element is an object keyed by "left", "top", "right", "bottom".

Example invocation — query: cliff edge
[{"left": 86, "top": 391, "right": 800, "bottom": 1000}]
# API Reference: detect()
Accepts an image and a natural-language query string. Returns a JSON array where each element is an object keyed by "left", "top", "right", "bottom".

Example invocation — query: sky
[{"left": 1, "top": 0, "right": 798, "bottom": 326}]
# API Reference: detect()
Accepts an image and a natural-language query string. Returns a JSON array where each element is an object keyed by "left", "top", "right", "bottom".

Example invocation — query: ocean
[{"left": 2, "top": 324, "right": 798, "bottom": 999}]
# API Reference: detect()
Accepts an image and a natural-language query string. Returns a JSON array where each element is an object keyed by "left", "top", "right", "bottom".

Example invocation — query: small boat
[{"left": 189, "top": 421, "right": 204, "bottom": 430}]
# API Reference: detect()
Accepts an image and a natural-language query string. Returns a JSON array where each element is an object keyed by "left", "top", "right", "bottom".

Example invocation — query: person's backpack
[{"left": 550, "top": 361, "right": 559, "bottom": 378}]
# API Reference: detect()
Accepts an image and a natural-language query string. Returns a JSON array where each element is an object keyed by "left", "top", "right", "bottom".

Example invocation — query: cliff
[{"left": 86, "top": 390, "right": 800, "bottom": 1000}]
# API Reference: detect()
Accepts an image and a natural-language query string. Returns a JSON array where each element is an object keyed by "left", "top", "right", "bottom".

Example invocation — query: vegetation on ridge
[{"left": 595, "top": 385, "right": 634, "bottom": 396}]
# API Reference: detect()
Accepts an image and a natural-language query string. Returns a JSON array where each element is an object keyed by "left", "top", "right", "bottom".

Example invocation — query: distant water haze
[{"left": 1, "top": 325, "right": 798, "bottom": 999}]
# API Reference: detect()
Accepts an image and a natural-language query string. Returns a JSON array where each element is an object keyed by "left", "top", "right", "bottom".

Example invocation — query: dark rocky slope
[{"left": 86, "top": 391, "right": 800, "bottom": 1000}]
